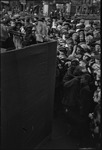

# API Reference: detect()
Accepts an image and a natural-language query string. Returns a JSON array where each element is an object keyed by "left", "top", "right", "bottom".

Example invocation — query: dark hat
[
  {"left": 25, "top": 24, "right": 33, "bottom": 31},
  {"left": 38, "top": 18, "right": 43, "bottom": 22},
  {"left": 93, "top": 21, "right": 99, "bottom": 25},
  {"left": 57, "top": 20, "right": 63, "bottom": 25},
  {"left": 79, "top": 28, "right": 85, "bottom": 32},
  {"left": 38, "top": 15, "right": 45, "bottom": 21},
  {"left": 93, "top": 54, "right": 100, "bottom": 60},
  {"left": 89, "top": 20, "right": 94, "bottom": 24},
  {"left": 71, "top": 58, "right": 79, "bottom": 66},
  {"left": 65, "top": 18, "right": 71, "bottom": 23},
  {"left": 58, "top": 46, "right": 66, "bottom": 52},
  {"left": 15, "top": 20, "right": 22, "bottom": 26},
  {"left": 85, "top": 30, "right": 93, "bottom": 36},
  {"left": 65, "top": 33, "right": 70, "bottom": 39},
  {"left": 74, "top": 66, "right": 87, "bottom": 75},
  {"left": 77, "top": 45, "right": 85, "bottom": 52},
  {"left": 1, "top": 17, "right": 11, "bottom": 24}
]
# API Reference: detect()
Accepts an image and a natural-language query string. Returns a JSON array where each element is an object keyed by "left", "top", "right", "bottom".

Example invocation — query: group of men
[{"left": 0, "top": 11, "right": 49, "bottom": 50}]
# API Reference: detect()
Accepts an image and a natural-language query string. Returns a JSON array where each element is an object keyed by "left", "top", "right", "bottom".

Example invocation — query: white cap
[
  {"left": 76, "top": 29, "right": 80, "bottom": 32},
  {"left": 76, "top": 23, "right": 81, "bottom": 27},
  {"left": 85, "top": 24, "right": 91, "bottom": 28}
]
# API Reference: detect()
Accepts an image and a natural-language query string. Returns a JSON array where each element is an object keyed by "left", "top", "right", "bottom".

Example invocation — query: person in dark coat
[
  {"left": 0, "top": 17, "right": 15, "bottom": 50},
  {"left": 79, "top": 73, "right": 94, "bottom": 119},
  {"left": 62, "top": 59, "right": 82, "bottom": 111},
  {"left": 22, "top": 24, "right": 37, "bottom": 47}
]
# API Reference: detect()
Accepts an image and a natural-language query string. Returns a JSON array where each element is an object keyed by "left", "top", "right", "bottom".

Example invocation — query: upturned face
[
  {"left": 16, "top": 24, "right": 21, "bottom": 30},
  {"left": 76, "top": 47, "right": 81, "bottom": 54},
  {"left": 72, "top": 34, "right": 77, "bottom": 41},
  {"left": 85, "top": 37, "right": 90, "bottom": 45},
  {"left": 83, "top": 55, "right": 89, "bottom": 61},
  {"left": 68, "top": 44, "right": 73, "bottom": 51},
  {"left": 95, "top": 45, "right": 101, "bottom": 52},
  {"left": 93, "top": 32, "right": 100, "bottom": 39},
  {"left": 10, "top": 21, "right": 15, "bottom": 27},
  {"left": 79, "top": 34, "right": 84, "bottom": 42}
]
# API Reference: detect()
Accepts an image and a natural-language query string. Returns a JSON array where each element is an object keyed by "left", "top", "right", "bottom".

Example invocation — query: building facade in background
[
  {"left": 72, "top": 0, "right": 100, "bottom": 15},
  {"left": 0, "top": 0, "right": 100, "bottom": 16}
]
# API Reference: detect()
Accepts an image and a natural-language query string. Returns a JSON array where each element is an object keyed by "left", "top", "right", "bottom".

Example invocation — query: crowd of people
[
  {"left": 0, "top": 8, "right": 101, "bottom": 148},
  {"left": 53, "top": 17, "right": 101, "bottom": 148}
]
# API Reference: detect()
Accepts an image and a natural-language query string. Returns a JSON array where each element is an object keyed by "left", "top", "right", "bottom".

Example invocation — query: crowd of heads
[
  {"left": 50, "top": 16, "right": 101, "bottom": 146},
  {"left": 0, "top": 9, "right": 101, "bottom": 145}
]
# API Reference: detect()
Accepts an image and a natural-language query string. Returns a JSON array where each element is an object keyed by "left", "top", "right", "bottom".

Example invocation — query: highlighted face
[
  {"left": 83, "top": 54, "right": 89, "bottom": 61},
  {"left": 72, "top": 34, "right": 78, "bottom": 41},
  {"left": 16, "top": 24, "right": 21, "bottom": 29},
  {"left": 85, "top": 38, "right": 90, "bottom": 44},
  {"left": 95, "top": 45, "right": 101, "bottom": 52},
  {"left": 79, "top": 34, "right": 84, "bottom": 42},
  {"left": 11, "top": 21, "right": 15, "bottom": 27},
  {"left": 93, "top": 31, "right": 100, "bottom": 39},
  {"left": 76, "top": 47, "right": 81, "bottom": 54},
  {"left": 69, "top": 45, "right": 73, "bottom": 53}
]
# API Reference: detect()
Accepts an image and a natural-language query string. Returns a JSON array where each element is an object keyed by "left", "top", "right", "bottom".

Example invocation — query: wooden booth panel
[{"left": 1, "top": 41, "right": 57, "bottom": 149}]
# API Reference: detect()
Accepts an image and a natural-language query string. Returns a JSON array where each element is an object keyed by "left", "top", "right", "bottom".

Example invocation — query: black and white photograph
[{"left": 0, "top": 0, "right": 101, "bottom": 150}]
